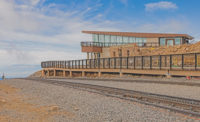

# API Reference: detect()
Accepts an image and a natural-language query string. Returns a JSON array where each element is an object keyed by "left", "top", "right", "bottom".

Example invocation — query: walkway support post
[
  {"left": 63, "top": 70, "right": 66, "bottom": 77},
  {"left": 54, "top": 69, "right": 56, "bottom": 77},
  {"left": 47, "top": 70, "right": 50, "bottom": 77},
  {"left": 82, "top": 71, "right": 85, "bottom": 77},
  {"left": 69, "top": 71, "right": 72, "bottom": 77},
  {"left": 120, "top": 72, "right": 123, "bottom": 77},
  {"left": 98, "top": 71, "right": 101, "bottom": 77}
]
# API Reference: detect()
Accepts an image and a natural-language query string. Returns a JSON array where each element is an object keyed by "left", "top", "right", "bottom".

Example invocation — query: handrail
[
  {"left": 41, "top": 53, "right": 200, "bottom": 71},
  {"left": 81, "top": 41, "right": 159, "bottom": 47}
]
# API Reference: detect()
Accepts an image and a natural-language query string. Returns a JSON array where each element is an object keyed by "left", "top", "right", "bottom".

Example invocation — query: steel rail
[
  {"left": 25, "top": 78, "right": 200, "bottom": 118},
  {"left": 49, "top": 77, "right": 200, "bottom": 87}
]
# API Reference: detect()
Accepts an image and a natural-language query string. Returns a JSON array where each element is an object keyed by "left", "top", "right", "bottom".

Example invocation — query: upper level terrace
[{"left": 81, "top": 30, "right": 193, "bottom": 53}]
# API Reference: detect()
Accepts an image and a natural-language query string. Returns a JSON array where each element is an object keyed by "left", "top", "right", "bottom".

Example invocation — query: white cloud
[
  {"left": 145, "top": 1, "right": 178, "bottom": 11},
  {"left": 0, "top": 0, "right": 120, "bottom": 77}
]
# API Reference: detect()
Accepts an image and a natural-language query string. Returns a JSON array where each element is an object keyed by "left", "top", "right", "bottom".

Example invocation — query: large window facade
[
  {"left": 159, "top": 37, "right": 182, "bottom": 46},
  {"left": 92, "top": 34, "right": 147, "bottom": 46}
]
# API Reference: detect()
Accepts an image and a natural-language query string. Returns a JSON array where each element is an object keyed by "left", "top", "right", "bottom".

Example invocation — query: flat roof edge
[{"left": 82, "top": 30, "right": 194, "bottom": 40}]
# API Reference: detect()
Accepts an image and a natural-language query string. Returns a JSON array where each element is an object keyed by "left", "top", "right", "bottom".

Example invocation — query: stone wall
[{"left": 100, "top": 42, "right": 200, "bottom": 58}]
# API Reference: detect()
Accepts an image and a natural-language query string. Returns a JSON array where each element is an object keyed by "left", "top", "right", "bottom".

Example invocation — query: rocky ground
[{"left": 0, "top": 78, "right": 199, "bottom": 122}]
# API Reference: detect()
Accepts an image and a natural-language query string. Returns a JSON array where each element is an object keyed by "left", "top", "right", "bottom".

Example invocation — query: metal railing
[
  {"left": 81, "top": 41, "right": 159, "bottom": 47},
  {"left": 41, "top": 53, "right": 200, "bottom": 71}
]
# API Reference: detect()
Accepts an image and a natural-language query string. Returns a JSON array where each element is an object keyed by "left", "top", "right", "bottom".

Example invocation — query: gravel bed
[
  {"left": 0, "top": 79, "right": 199, "bottom": 122},
  {"left": 72, "top": 76, "right": 200, "bottom": 84},
  {"left": 50, "top": 78, "right": 200, "bottom": 101}
]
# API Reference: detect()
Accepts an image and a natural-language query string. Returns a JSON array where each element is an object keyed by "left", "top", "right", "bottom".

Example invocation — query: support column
[
  {"left": 47, "top": 70, "right": 50, "bottom": 77},
  {"left": 69, "top": 71, "right": 72, "bottom": 77},
  {"left": 120, "top": 72, "right": 123, "bottom": 77},
  {"left": 54, "top": 69, "right": 56, "bottom": 77},
  {"left": 98, "top": 71, "right": 101, "bottom": 77},
  {"left": 63, "top": 70, "right": 66, "bottom": 77},
  {"left": 82, "top": 71, "right": 85, "bottom": 77}
]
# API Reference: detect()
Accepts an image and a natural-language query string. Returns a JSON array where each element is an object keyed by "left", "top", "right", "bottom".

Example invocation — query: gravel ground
[
  {"left": 0, "top": 79, "right": 200, "bottom": 122},
  {"left": 50, "top": 78, "right": 200, "bottom": 101},
  {"left": 74, "top": 76, "right": 200, "bottom": 84}
]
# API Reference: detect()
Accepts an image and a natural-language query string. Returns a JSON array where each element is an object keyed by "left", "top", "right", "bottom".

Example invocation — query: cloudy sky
[{"left": 0, "top": 0, "right": 200, "bottom": 78}]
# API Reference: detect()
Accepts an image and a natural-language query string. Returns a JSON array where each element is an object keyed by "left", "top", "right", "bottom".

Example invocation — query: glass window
[
  {"left": 136, "top": 38, "right": 142, "bottom": 42},
  {"left": 117, "top": 36, "right": 122, "bottom": 43},
  {"left": 160, "top": 38, "right": 166, "bottom": 46},
  {"left": 99, "top": 35, "right": 105, "bottom": 42},
  {"left": 123, "top": 36, "right": 129, "bottom": 43},
  {"left": 92, "top": 34, "right": 98, "bottom": 42},
  {"left": 129, "top": 37, "right": 135, "bottom": 43},
  {"left": 175, "top": 38, "right": 181, "bottom": 45},
  {"left": 105, "top": 35, "right": 111, "bottom": 43},
  {"left": 167, "top": 40, "right": 174, "bottom": 46},
  {"left": 111, "top": 35, "right": 117, "bottom": 43},
  {"left": 136, "top": 38, "right": 142, "bottom": 46},
  {"left": 143, "top": 38, "right": 147, "bottom": 43}
]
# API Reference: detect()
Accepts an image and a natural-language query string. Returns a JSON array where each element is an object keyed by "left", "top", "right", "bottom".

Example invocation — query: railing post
[
  {"left": 159, "top": 55, "right": 162, "bottom": 70},
  {"left": 134, "top": 56, "right": 136, "bottom": 69},
  {"left": 182, "top": 54, "right": 184, "bottom": 70},
  {"left": 114, "top": 58, "right": 116, "bottom": 69},
  {"left": 58, "top": 61, "right": 60, "bottom": 68},
  {"left": 195, "top": 53, "right": 197, "bottom": 70},
  {"left": 75, "top": 60, "right": 77, "bottom": 69},
  {"left": 86, "top": 60, "right": 87, "bottom": 69},
  {"left": 108, "top": 58, "right": 110, "bottom": 69},
  {"left": 170, "top": 55, "right": 172, "bottom": 70},
  {"left": 79, "top": 60, "right": 80, "bottom": 69},
  {"left": 141, "top": 56, "right": 143, "bottom": 70},
  {"left": 127, "top": 57, "right": 129, "bottom": 69},
  {"left": 97, "top": 58, "right": 99, "bottom": 69},
  {"left": 93, "top": 59, "right": 95, "bottom": 69},
  {"left": 72, "top": 60, "right": 73, "bottom": 69},
  {"left": 150, "top": 56, "right": 152, "bottom": 70},
  {"left": 90, "top": 59, "right": 91, "bottom": 69},
  {"left": 120, "top": 57, "right": 122, "bottom": 69},
  {"left": 103, "top": 58, "right": 105, "bottom": 69}
]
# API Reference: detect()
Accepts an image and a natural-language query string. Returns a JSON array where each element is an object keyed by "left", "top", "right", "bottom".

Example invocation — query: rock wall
[{"left": 107, "top": 42, "right": 200, "bottom": 57}]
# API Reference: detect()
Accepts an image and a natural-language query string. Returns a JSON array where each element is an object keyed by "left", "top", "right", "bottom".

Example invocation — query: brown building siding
[{"left": 82, "top": 46, "right": 102, "bottom": 53}]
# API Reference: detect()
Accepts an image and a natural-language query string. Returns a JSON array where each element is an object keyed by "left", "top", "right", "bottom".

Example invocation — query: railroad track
[
  {"left": 25, "top": 78, "right": 200, "bottom": 117},
  {"left": 48, "top": 77, "right": 200, "bottom": 87}
]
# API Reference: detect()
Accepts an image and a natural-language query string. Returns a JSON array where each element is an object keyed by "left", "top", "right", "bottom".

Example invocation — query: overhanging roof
[{"left": 82, "top": 30, "right": 194, "bottom": 40}]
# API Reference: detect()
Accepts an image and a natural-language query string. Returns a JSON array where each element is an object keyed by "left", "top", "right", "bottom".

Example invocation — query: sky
[{"left": 0, "top": 0, "right": 200, "bottom": 78}]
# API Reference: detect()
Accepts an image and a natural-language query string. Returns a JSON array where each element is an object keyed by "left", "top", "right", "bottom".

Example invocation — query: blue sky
[{"left": 0, "top": 0, "right": 200, "bottom": 78}]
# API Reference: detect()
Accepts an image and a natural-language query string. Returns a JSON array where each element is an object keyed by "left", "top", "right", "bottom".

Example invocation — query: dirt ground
[{"left": 0, "top": 82, "right": 74, "bottom": 122}]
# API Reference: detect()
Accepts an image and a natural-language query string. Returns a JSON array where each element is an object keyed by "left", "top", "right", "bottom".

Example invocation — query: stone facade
[{"left": 100, "top": 41, "right": 200, "bottom": 58}]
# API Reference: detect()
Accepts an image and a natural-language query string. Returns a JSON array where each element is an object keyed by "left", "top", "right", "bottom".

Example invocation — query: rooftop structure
[{"left": 81, "top": 30, "right": 193, "bottom": 59}]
